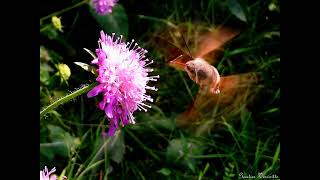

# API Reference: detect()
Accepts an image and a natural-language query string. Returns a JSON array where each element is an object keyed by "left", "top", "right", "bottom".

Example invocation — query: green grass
[{"left": 40, "top": 0, "right": 280, "bottom": 179}]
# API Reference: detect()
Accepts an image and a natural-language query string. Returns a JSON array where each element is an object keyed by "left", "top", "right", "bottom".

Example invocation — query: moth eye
[
  {"left": 186, "top": 64, "right": 195, "bottom": 74},
  {"left": 197, "top": 69, "right": 207, "bottom": 80}
]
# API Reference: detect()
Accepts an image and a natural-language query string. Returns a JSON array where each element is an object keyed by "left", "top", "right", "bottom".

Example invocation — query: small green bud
[
  {"left": 51, "top": 16, "right": 63, "bottom": 32},
  {"left": 57, "top": 64, "right": 71, "bottom": 80}
]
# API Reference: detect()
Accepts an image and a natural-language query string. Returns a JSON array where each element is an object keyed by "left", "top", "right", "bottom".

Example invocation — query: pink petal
[
  {"left": 105, "top": 97, "right": 115, "bottom": 118},
  {"left": 122, "top": 116, "right": 129, "bottom": 125},
  {"left": 50, "top": 175, "right": 57, "bottom": 180},
  {"left": 100, "top": 31, "right": 106, "bottom": 42},
  {"left": 105, "top": 105, "right": 113, "bottom": 118},
  {"left": 87, "top": 84, "right": 104, "bottom": 98},
  {"left": 107, "top": 124, "right": 116, "bottom": 136},
  {"left": 100, "top": 94, "right": 110, "bottom": 109},
  {"left": 98, "top": 101, "right": 106, "bottom": 110},
  {"left": 91, "top": 58, "right": 98, "bottom": 64}
]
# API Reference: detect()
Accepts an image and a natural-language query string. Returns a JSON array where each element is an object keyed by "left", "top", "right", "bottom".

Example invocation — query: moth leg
[{"left": 210, "top": 81, "right": 220, "bottom": 94}]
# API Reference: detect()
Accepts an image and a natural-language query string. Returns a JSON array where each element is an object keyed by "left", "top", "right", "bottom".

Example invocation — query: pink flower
[
  {"left": 92, "top": 0, "right": 118, "bottom": 15},
  {"left": 40, "top": 166, "right": 56, "bottom": 180},
  {"left": 87, "top": 31, "right": 159, "bottom": 136},
  {"left": 40, "top": 166, "right": 67, "bottom": 180}
]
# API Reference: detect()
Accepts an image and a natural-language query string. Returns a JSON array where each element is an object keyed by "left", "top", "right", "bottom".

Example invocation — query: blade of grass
[
  {"left": 222, "top": 118, "right": 247, "bottom": 161},
  {"left": 190, "top": 153, "right": 232, "bottom": 159},
  {"left": 137, "top": 15, "right": 177, "bottom": 29},
  {"left": 198, "top": 163, "right": 210, "bottom": 180},
  {"left": 77, "top": 160, "right": 104, "bottom": 179},
  {"left": 262, "top": 143, "right": 280, "bottom": 175},
  {"left": 178, "top": 71, "right": 194, "bottom": 101},
  {"left": 126, "top": 129, "right": 161, "bottom": 161}
]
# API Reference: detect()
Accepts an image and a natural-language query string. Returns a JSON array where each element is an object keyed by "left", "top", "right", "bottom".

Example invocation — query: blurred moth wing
[
  {"left": 194, "top": 26, "right": 240, "bottom": 63},
  {"left": 153, "top": 36, "right": 193, "bottom": 71},
  {"left": 157, "top": 24, "right": 240, "bottom": 68},
  {"left": 176, "top": 72, "right": 262, "bottom": 127},
  {"left": 153, "top": 24, "right": 240, "bottom": 93}
]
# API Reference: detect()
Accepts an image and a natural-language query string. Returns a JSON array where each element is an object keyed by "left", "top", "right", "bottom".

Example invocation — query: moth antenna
[
  {"left": 169, "top": 58, "right": 185, "bottom": 66},
  {"left": 181, "top": 33, "right": 193, "bottom": 59}
]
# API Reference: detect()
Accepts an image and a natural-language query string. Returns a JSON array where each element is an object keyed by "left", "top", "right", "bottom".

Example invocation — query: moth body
[{"left": 185, "top": 58, "right": 220, "bottom": 94}]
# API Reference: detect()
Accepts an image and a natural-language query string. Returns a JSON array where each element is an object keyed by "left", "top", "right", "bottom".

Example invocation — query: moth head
[{"left": 185, "top": 58, "right": 211, "bottom": 84}]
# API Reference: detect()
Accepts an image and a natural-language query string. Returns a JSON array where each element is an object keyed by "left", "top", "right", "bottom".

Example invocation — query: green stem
[
  {"left": 77, "top": 160, "right": 104, "bottom": 179},
  {"left": 40, "top": 24, "right": 51, "bottom": 33},
  {"left": 40, "top": 0, "right": 89, "bottom": 23},
  {"left": 137, "top": 15, "right": 177, "bottom": 29},
  {"left": 40, "top": 82, "right": 98, "bottom": 119},
  {"left": 126, "top": 129, "right": 161, "bottom": 161}
]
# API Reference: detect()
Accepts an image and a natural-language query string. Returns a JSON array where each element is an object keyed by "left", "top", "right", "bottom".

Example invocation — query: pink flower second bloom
[
  {"left": 92, "top": 0, "right": 118, "bottom": 15},
  {"left": 40, "top": 166, "right": 56, "bottom": 180},
  {"left": 88, "top": 31, "right": 159, "bottom": 136}
]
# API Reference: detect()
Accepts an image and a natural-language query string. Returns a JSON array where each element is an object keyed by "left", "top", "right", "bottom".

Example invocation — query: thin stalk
[
  {"left": 40, "top": 0, "right": 89, "bottom": 23},
  {"left": 40, "top": 82, "right": 97, "bottom": 119},
  {"left": 137, "top": 15, "right": 177, "bottom": 29},
  {"left": 40, "top": 24, "right": 51, "bottom": 33},
  {"left": 126, "top": 129, "right": 161, "bottom": 161}
]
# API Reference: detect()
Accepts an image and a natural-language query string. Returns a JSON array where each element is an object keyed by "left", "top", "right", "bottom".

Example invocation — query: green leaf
[
  {"left": 225, "top": 47, "right": 256, "bottom": 57},
  {"left": 58, "top": 168, "right": 67, "bottom": 180},
  {"left": 40, "top": 141, "right": 68, "bottom": 158},
  {"left": 40, "top": 146, "right": 55, "bottom": 161},
  {"left": 40, "top": 63, "right": 53, "bottom": 84},
  {"left": 187, "top": 160, "right": 195, "bottom": 173},
  {"left": 227, "top": 0, "right": 247, "bottom": 22},
  {"left": 90, "top": 4, "right": 128, "bottom": 38},
  {"left": 263, "top": 31, "right": 280, "bottom": 39},
  {"left": 74, "top": 62, "right": 98, "bottom": 76},
  {"left": 166, "top": 139, "right": 184, "bottom": 162},
  {"left": 147, "top": 117, "right": 175, "bottom": 131},
  {"left": 107, "top": 130, "right": 125, "bottom": 163},
  {"left": 43, "top": 125, "right": 80, "bottom": 157},
  {"left": 198, "top": 163, "right": 210, "bottom": 180},
  {"left": 166, "top": 138, "right": 204, "bottom": 170},
  {"left": 268, "top": 0, "right": 280, "bottom": 12},
  {"left": 41, "top": 25, "right": 59, "bottom": 39},
  {"left": 48, "top": 125, "right": 67, "bottom": 140},
  {"left": 272, "top": 143, "right": 280, "bottom": 167},
  {"left": 157, "top": 168, "right": 171, "bottom": 176},
  {"left": 264, "top": 108, "right": 279, "bottom": 114}
]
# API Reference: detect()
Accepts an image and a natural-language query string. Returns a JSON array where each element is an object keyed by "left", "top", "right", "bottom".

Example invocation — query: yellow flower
[
  {"left": 51, "top": 16, "right": 63, "bottom": 32},
  {"left": 57, "top": 64, "right": 71, "bottom": 81}
]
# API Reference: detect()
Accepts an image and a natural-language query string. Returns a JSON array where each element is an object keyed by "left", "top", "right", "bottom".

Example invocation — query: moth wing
[
  {"left": 153, "top": 35, "right": 193, "bottom": 71},
  {"left": 194, "top": 26, "right": 240, "bottom": 65},
  {"left": 176, "top": 72, "right": 262, "bottom": 127},
  {"left": 212, "top": 72, "right": 262, "bottom": 105}
]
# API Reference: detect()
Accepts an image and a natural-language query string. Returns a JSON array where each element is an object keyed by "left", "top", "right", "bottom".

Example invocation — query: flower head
[
  {"left": 87, "top": 31, "right": 159, "bottom": 136},
  {"left": 92, "top": 0, "right": 118, "bottom": 15},
  {"left": 57, "top": 63, "right": 71, "bottom": 81},
  {"left": 40, "top": 166, "right": 67, "bottom": 180},
  {"left": 40, "top": 166, "right": 56, "bottom": 180},
  {"left": 51, "top": 16, "right": 63, "bottom": 32}
]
